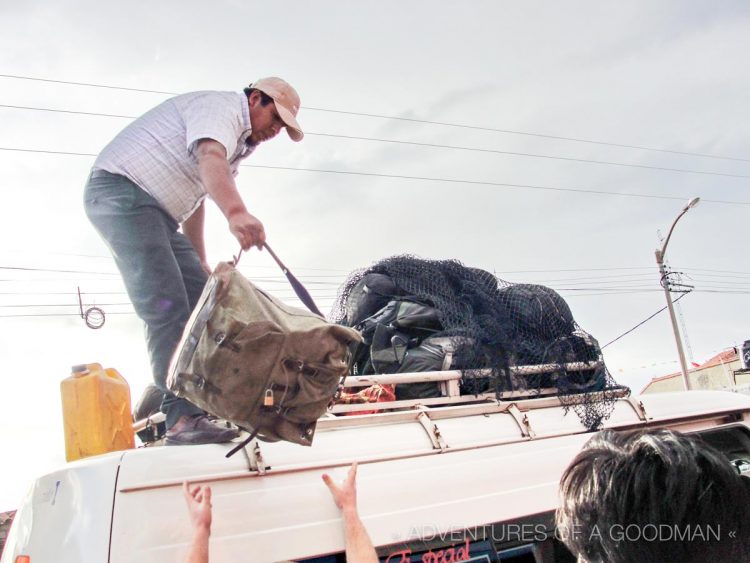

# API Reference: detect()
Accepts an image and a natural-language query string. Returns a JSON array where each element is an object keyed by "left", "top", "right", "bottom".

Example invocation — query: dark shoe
[
  {"left": 132, "top": 384, "right": 165, "bottom": 421},
  {"left": 165, "top": 415, "right": 239, "bottom": 446}
]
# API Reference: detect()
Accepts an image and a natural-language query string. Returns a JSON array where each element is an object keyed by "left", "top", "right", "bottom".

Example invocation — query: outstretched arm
[
  {"left": 322, "top": 463, "right": 379, "bottom": 563},
  {"left": 183, "top": 482, "right": 212, "bottom": 563},
  {"left": 194, "top": 139, "right": 266, "bottom": 250}
]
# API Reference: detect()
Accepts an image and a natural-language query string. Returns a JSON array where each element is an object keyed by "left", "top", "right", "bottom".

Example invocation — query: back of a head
[{"left": 556, "top": 428, "right": 750, "bottom": 563}]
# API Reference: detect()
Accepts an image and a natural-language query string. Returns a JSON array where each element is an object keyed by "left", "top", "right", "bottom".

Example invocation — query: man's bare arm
[
  {"left": 194, "top": 139, "right": 266, "bottom": 250},
  {"left": 322, "top": 463, "right": 379, "bottom": 563}
]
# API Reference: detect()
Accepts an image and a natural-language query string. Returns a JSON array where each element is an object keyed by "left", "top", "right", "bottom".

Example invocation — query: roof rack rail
[{"left": 334, "top": 362, "right": 609, "bottom": 414}]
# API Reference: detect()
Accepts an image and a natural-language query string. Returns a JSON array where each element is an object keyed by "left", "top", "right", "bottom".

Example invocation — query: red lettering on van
[
  {"left": 421, "top": 539, "right": 470, "bottom": 563},
  {"left": 386, "top": 548, "right": 412, "bottom": 562},
  {"left": 455, "top": 539, "right": 469, "bottom": 560}
]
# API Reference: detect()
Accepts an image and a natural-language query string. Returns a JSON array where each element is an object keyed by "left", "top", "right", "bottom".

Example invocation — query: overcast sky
[{"left": 1, "top": 0, "right": 749, "bottom": 511}]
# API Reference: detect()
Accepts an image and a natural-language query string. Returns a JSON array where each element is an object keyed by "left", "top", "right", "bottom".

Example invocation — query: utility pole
[
  {"left": 657, "top": 230, "right": 695, "bottom": 365},
  {"left": 655, "top": 197, "right": 700, "bottom": 391}
]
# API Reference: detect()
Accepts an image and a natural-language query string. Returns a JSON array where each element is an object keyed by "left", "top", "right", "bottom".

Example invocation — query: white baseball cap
[{"left": 250, "top": 77, "right": 303, "bottom": 142}]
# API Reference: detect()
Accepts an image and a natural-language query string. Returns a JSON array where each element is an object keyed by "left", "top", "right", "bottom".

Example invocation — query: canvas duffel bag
[{"left": 167, "top": 259, "right": 362, "bottom": 448}]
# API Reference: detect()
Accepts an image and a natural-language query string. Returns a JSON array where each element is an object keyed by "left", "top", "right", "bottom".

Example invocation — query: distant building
[{"left": 641, "top": 346, "right": 750, "bottom": 394}]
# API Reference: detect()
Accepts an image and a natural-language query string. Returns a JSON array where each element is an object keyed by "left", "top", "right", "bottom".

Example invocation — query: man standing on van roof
[{"left": 84, "top": 77, "right": 304, "bottom": 445}]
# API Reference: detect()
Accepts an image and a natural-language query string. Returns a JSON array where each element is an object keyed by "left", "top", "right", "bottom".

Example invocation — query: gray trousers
[{"left": 84, "top": 170, "right": 206, "bottom": 428}]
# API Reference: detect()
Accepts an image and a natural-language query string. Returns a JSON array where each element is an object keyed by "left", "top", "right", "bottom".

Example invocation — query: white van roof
[
  {"left": 5, "top": 390, "right": 750, "bottom": 563},
  {"left": 110, "top": 391, "right": 750, "bottom": 562}
]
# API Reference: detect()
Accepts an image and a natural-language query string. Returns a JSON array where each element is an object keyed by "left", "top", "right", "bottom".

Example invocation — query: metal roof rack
[{"left": 332, "top": 361, "right": 608, "bottom": 414}]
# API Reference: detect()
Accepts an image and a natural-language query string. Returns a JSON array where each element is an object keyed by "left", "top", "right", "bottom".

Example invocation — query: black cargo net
[{"left": 329, "top": 255, "right": 627, "bottom": 431}]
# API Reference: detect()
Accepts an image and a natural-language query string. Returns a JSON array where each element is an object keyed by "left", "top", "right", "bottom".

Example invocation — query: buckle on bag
[
  {"left": 282, "top": 358, "right": 318, "bottom": 377},
  {"left": 183, "top": 373, "right": 222, "bottom": 395},
  {"left": 329, "top": 383, "right": 345, "bottom": 408}
]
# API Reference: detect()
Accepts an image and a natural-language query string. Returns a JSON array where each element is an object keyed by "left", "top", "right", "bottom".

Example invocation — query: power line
[
  {"left": 15, "top": 252, "right": 744, "bottom": 280},
  {"left": 0, "top": 279, "right": 116, "bottom": 285},
  {"left": 4, "top": 261, "right": 750, "bottom": 290},
  {"left": 601, "top": 293, "right": 688, "bottom": 349},
  {"left": 0, "top": 249, "right": 356, "bottom": 272},
  {"left": 539, "top": 278, "right": 657, "bottom": 287},
  {"left": 4, "top": 264, "right": 750, "bottom": 287},
  {"left": 0, "top": 73, "right": 175, "bottom": 95},
  {"left": 304, "top": 106, "right": 750, "bottom": 164},
  {"left": 683, "top": 278, "right": 750, "bottom": 286},
  {"left": 245, "top": 164, "right": 750, "bottom": 206},
  {"left": 310, "top": 132, "right": 750, "bottom": 180},
  {"left": 0, "top": 103, "right": 136, "bottom": 119},
  {"left": 1, "top": 72, "right": 747, "bottom": 163},
  {"left": 685, "top": 273, "right": 750, "bottom": 280},
  {"left": 554, "top": 287, "right": 661, "bottom": 292},
  {"left": 0, "top": 266, "right": 119, "bottom": 275},
  {"left": 529, "top": 272, "right": 656, "bottom": 282},
  {"left": 0, "top": 267, "right": 344, "bottom": 284},
  {"left": 0, "top": 302, "right": 132, "bottom": 308},
  {"left": 564, "top": 291, "right": 660, "bottom": 297},
  {"left": 694, "top": 289, "right": 750, "bottom": 294},
  {"left": 0, "top": 257, "right": 665, "bottom": 275},
  {"left": 0, "top": 286, "right": 745, "bottom": 317},
  {"left": 0, "top": 311, "right": 135, "bottom": 318},
  {"left": 498, "top": 266, "right": 653, "bottom": 274},
  {"left": 3, "top": 103, "right": 749, "bottom": 180},
  {"left": 0, "top": 146, "right": 96, "bottom": 157},
  {"left": 0, "top": 291, "right": 126, "bottom": 295},
  {"left": 0, "top": 251, "right": 114, "bottom": 261},
  {"left": 548, "top": 277, "right": 750, "bottom": 288},
  {"left": 4, "top": 144, "right": 748, "bottom": 205},
  {"left": 684, "top": 267, "right": 750, "bottom": 276}
]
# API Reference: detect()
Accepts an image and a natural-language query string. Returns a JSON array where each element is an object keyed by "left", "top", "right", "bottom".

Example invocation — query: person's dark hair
[
  {"left": 556, "top": 429, "right": 750, "bottom": 563},
  {"left": 243, "top": 85, "right": 273, "bottom": 106}
]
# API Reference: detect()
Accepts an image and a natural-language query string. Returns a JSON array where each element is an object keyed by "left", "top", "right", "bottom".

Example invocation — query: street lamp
[{"left": 654, "top": 197, "right": 700, "bottom": 390}]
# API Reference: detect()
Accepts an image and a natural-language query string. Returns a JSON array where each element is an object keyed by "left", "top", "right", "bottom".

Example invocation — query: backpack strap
[
  {"left": 225, "top": 427, "right": 261, "bottom": 459},
  {"left": 233, "top": 244, "right": 323, "bottom": 317},
  {"left": 263, "top": 243, "right": 324, "bottom": 317}
]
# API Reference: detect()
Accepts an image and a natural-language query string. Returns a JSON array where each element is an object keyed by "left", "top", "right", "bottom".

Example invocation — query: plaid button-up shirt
[{"left": 94, "top": 91, "right": 256, "bottom": 222}]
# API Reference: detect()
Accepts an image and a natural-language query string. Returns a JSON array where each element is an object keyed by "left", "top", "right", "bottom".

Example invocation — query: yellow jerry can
[{"left": 61, "top": 363, "right": 136, "bottom": 462}]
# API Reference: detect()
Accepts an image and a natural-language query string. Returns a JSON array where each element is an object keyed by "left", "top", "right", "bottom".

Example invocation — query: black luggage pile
[{"left": 330, "top": 255, "right": 627, "bottom": 430}]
